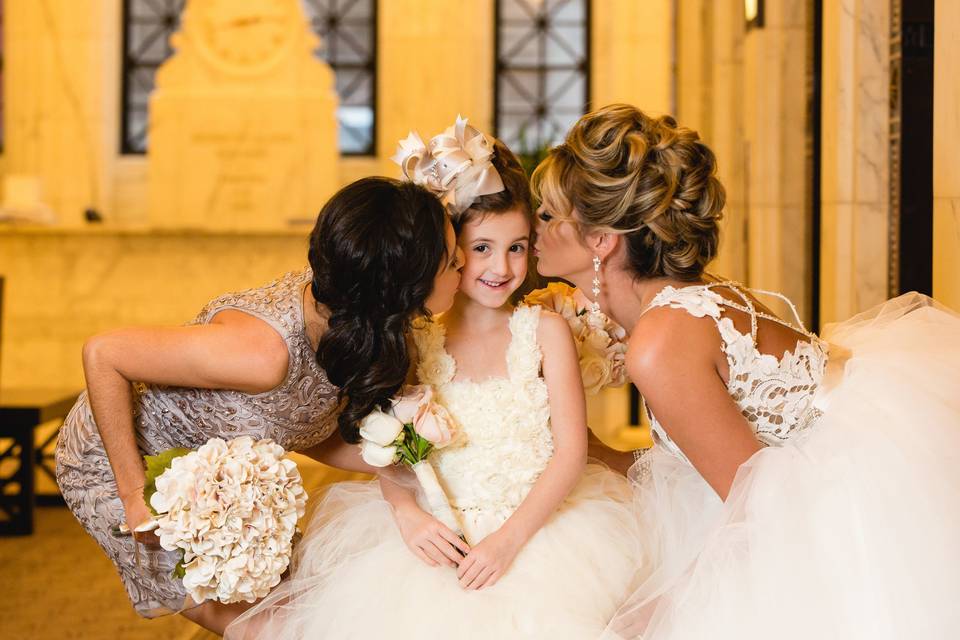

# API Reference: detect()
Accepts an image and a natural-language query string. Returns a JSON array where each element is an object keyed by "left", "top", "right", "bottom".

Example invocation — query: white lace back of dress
[
  {"left": 641, "top": 282, "right": 829, "bottom": 465},
  {"left": 411, "top": 306, "right": 554, "bottom": 540}
]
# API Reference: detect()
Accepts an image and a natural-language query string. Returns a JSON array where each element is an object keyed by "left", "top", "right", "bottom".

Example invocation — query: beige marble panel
[
  {"left": 819, "top": 0, "right": 890, "bottom": 323},
  {"left": 378, "top": 0, "right": 493, "bottom": 166},
  {"left": 3, "top": 0, "right": 119, "bottom": 225},
  {"left": 740, "top": 1, "right": 811, "bottom": 320},
  {"left": 934, "top": 0, "right": 960, "bottom": 309},
  {"left": 593, "top": 0, "right": 673, "bottom": 115},
  {"left": 0, "top": 230, "right": 309, "bottom": 390},
  {"left": 707, "top": 1, "right": 748, "bottom": 282},
  {"left": 932, "top": 198, "right": 960, "bottom": 309}
]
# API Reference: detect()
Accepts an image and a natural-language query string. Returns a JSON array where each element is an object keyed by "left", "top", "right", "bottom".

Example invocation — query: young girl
[{"left": 225, "top": 119, "right": 644, "bottom": 639}]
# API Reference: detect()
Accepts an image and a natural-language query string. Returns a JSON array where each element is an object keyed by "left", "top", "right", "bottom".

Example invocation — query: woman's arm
[
  {"left": 627, "top": 309, "right": 762, "bottom": 500},
  {"left": 82, "top": 310, "right": 290, "bottom": 531},
  {"left": 457, "top": 311, "right": 587, "bottom": 589}
]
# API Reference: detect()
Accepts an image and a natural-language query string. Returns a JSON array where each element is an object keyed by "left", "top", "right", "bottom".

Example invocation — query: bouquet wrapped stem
[
  {"left": 411, "top": 460, "right": 462, "bottom": 536},
  {"left": 359, "top": 385, "right": 464, "bottom": 540}
]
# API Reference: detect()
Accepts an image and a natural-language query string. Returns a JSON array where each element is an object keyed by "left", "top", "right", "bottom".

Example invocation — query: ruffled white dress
[
  {"left": 226, "top": 305, "right": 644, "bottom": 640},
  {"left": 604, "top": 284, "right": 960, "bottom": 640}
]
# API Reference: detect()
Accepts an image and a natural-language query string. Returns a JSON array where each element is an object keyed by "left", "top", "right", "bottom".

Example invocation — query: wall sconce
[{"left": 745, "top": 0, "right": 764, "bottom": 30}]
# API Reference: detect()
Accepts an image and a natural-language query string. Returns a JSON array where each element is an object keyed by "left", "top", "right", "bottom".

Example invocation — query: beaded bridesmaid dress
[{"left": 55, "top": 269, "right": 342, "bottom": 617}]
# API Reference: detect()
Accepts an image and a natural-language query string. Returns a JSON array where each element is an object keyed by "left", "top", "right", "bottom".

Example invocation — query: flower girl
[{"left": 225, "top": 118, "right": 643, "bottom": 639}]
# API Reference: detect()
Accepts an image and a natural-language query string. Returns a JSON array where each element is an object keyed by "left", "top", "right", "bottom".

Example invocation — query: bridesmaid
[{"left": 55, "top": 177, "right": 464, "bottom": 634}]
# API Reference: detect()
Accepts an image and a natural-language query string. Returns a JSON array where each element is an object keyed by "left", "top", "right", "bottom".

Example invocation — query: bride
[{"left": 531, "top": 103, "right": 960, "bottom": 639}]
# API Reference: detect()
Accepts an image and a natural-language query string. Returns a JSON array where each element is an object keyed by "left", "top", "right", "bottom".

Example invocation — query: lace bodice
[
  {"left": 642, "top": 282, "right": 828, "bottom": 464},
  {"left": 412, "top": 306, "right": 553, "bottom": 541}
]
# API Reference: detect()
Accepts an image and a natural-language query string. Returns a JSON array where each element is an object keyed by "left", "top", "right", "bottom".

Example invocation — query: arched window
[
  {"left": 120, "top": 0, "right": 377, "bottom": 155},
  {"left": 495, "top": 0, "right": 590, "bottom": 154}
]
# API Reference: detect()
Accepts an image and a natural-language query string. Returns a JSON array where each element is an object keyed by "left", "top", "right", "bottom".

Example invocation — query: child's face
[{"left": 457, "top": 208, "right": 530, "bottom": 309}]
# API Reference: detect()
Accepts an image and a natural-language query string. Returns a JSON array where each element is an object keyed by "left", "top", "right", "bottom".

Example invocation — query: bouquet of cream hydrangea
[
  {"left": 358, "top": 385, "right": 463, "bottom": 539},
  {"left": 524, "top": 282, "right": 629, "bottom": 394},
  {"left": 141, "top": 436, "right": 307, "bottom": 604}
]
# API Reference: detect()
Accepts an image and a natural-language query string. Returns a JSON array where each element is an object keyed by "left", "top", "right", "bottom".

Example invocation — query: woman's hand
[
  {"left": 456, "top": 528, "right": 523, "bottom": 590},
  {"left": 394, "top": 502, "right": 469, "bottom": 568},
  {"left": 119, "top": 485, "right": 162, "bottom": 547}
]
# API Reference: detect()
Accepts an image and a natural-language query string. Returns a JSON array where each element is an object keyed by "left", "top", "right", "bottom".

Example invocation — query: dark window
[
  {"left": 303, "top": 0, "right": 377, "bottom": 155},
  {"left": 495, "top": 0, "right": 590, "bottom": 154},
  {"left": 120, "top": 0, "right": 185, "bottom": 154},
  {"left": 120, "top": 0, "right": 377, "bottom": 155}
]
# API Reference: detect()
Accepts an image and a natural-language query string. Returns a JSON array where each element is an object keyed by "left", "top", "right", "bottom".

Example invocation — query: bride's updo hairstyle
[
  {"left": 532, "top": 104, "right": 725, "bottom": 281},
  {"left": 309, "top": 177, "right": 449, "bottom": 443}
]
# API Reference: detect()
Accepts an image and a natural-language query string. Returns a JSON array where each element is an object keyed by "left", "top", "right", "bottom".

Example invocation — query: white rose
[
  {"left": 358, "top": 410, "right": 405, "bottom": 446},
  {"left": 580, "top": 354, "right": 613, "bottom": 395},
  {"left": 360, "top": 440, "right": 399, "bottom": 467}
]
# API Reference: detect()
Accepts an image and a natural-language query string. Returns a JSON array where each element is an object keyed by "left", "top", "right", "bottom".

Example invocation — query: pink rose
[
  {"left": 391, "top": 385, "right": 434, "bottom": 425},
  {"left": 413, "top": 401, "right": 457, "bottom": 448}
]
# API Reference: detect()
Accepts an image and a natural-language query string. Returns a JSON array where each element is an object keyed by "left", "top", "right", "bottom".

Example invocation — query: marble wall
[
  {"left": 675, "top": 0, "right": 810, "bottom": 321},
  {"left": 676, "top": 0, "right": 748, "bottom": 283},
  {"left": 819, "top": 0, "right": 890, "bottom": 324},
  {"left": 0, "top": 227, "right": 308, "bottom": 389},
  {"left": 0, "top": 1, "right": 670, "bottom": 443},
  {"left": 933, "top": 0, "right": 960, "bottom": 309},
  {"left": 593, "top": 0, "right": 673, "bottom": 115},
  {"left": 741, "top": 0, "right": 813, "bottom": 323}
]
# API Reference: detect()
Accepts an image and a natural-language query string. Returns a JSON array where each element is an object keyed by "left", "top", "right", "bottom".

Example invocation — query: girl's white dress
[
  {"left": 227, "top": 305, "right": 644, "bottom": 640},
  {"left": 604, "top": 284, "right": 960, "bottom": 640}
]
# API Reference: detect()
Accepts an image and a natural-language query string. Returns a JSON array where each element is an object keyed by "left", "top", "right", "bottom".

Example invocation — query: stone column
[
  {"left": 933, "top": 0, "right": 960, "bottom": 309},
  {"left": 741, "top": 0, "right": 812, "bottom": 322},
  {"left": 819, "top": 0, "right": 890, "bottom": 323},
  {"left": 3, "top": 0, "right": 121, "bottom": 225},
  {"left": 592, "top": 0, "right": 673, "bottom": 115}
]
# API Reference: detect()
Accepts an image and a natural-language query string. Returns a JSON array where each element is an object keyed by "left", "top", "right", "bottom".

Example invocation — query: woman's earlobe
[{"left": 593, "top": 232, "right": 619, "bottom": 260}]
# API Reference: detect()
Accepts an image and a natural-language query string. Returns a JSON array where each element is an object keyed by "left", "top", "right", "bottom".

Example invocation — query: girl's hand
[
  {"left": 394, "top": 502, "right": 469, "bottom": 568},
  {"left": 457, "top": 528, "right": 523, "bottom": 590}
]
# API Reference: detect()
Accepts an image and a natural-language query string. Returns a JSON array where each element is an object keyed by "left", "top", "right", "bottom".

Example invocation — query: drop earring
[{"left": 591, "top": 255, "right": 602, "bottom": 318}]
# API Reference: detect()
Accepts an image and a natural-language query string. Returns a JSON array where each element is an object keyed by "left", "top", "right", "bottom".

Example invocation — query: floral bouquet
[
  {"left": 140, "top": 436, "right": 307, "bottom": 604},
  {"left": 524, "top": 282, "right": 629, "bottom": 394},
  {"left": 358, "top": 385, "right": 463, "bottom": 540}
]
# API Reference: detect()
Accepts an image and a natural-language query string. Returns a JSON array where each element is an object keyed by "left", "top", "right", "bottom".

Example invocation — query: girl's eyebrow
[{"left": 470, "top": 236, "right": 530, "bottom": 243}]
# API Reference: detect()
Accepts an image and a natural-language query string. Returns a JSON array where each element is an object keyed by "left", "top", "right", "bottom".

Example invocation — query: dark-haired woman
[
  {"left": 532, "top": 104, "right": 960, "bottom": 639},
  {"left": 55, "top": 177, "right": 464, "bottom": 634}
]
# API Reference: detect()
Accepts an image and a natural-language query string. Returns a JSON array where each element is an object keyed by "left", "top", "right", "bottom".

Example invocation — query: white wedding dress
[
  {"left": 605, "top": 283, "right": 960, "bottom": 640},
  {"left": 226, "top": 305, "right": 644, "bottom": 640}
]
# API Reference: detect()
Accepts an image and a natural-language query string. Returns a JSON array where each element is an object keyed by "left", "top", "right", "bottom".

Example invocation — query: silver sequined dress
[{"left": 55, "top": 269, "right": 341, "bottom": 618}]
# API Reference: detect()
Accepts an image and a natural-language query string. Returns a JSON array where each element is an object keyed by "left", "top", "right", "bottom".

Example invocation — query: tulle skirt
[
  {"left": 605, "top": 293, "right": 960, "bottom": 639},
  {"left": 226, "top": 464, "right": 645, "bottom": 639}
]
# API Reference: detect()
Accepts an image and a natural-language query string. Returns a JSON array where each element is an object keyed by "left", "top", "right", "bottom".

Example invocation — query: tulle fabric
[
  {"left": 604, "top": 293, "right": 960, "bottom": 639},
  {"left": 226, "top": 464, "right": 644, "bottom": 640}
]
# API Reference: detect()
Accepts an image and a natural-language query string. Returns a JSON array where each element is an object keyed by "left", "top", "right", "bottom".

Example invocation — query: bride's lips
[{"left": 479, "top": 278, "right": 509, "bottom": 289}]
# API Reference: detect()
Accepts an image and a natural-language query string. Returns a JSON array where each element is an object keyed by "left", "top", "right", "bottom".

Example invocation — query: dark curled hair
[{"left": 308, "top": 177, "right": 448, "bottom": 443}]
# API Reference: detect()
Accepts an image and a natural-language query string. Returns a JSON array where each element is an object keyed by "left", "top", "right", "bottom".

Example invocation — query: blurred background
[{"left": 0, "top": 0, "right": 957, "bottom": 637}]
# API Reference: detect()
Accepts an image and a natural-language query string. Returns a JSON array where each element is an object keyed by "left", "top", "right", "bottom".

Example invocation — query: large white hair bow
[{"left": 391, "top": 115, "right": 505, "bottom": 214}]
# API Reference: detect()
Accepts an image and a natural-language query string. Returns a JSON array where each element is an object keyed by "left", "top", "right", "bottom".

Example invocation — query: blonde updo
[{"left": 532, "top": 104, "right": 725, "bottom": 281}]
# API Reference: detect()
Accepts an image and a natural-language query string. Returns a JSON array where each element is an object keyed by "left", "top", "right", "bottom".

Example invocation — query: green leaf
[
  {"left": 143, "top": 447, "right": 191, "bottom": 515},
  {"left": 171, "top": 553, "right": 187, "bottom": 579}
]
